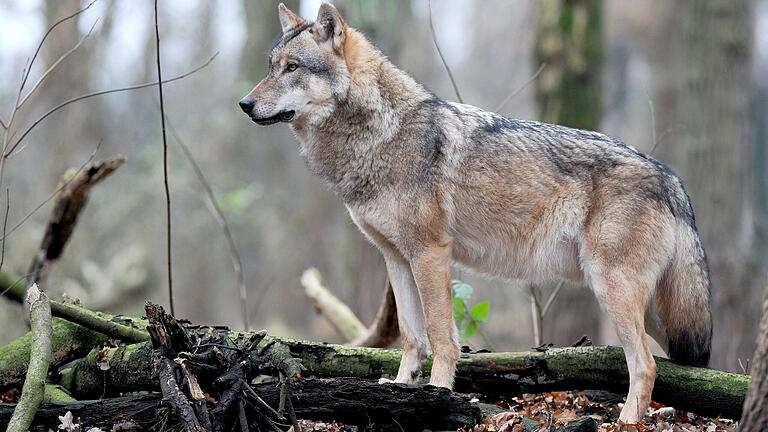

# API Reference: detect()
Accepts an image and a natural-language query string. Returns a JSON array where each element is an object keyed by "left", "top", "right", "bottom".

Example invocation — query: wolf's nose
[{"left": 239, "top": 98, "right": 255, "bottom": 113}]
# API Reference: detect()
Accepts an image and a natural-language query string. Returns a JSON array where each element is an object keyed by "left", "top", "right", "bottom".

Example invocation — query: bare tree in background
[
  {"left": 650, "top": 0, "right": 759, "bottom": 371},
  {"left": 534, "top": 0, "right": 603, "bottom": 345},
  {"left": 741, "top": 291, "right": 768, "bottom": 429}
]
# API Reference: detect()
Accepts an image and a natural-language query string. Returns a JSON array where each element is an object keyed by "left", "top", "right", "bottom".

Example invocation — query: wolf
[{"left": 238, "top": 3, "right": 712, "bottom": 423}]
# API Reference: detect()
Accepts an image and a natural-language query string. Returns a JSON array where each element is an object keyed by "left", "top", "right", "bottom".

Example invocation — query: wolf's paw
[{"left": 377, "top": 377, "right": 396, "bottom": 385}]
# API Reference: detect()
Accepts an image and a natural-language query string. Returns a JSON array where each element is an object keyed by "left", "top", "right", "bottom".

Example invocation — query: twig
[
  {"left": 427, "top": 0, "right": 463, "bottom": 103},
  {"left": 528, "top": 284, "right": 543, "bottom": 346},
  {"left": 645, "top": 89, "right": 660, "bottom": 156},
  {"left": 0, "top": 189, "right": 9, "bottom": 272},
  {"left": 16, "top": 19, "right": 100, "bottom": 110},
  {"left": 494, "top": 63, "right": 546, "bottom": 112},
  {"left": 169, "top": 124, "right": 248, "bottom": 329},
  {"left": 4, "top": 53, "right": 218, "bottom": 159},
  {"left": 51, "top": 300, "right": 150, "bottom": 342},
  {"left": 6, "top": 284, "right": 52, "bottom": 432},
  {"left": 154, "top": 0, "right": 174, "bottom": 316},
  {"left": 280, "top": 373, "right": 301, "bottom": 432},
  {"left": 17, "top": 0, "right": 99, "bottom": 97},
  {"left": 0, "top": 0, "right": 99, "bottom": 194},
  {"left": 0, "top": 117, "right": 7, "bottom": 130},
  {"left": 541, "top": 280, "right": 565, "bottom": 318}
]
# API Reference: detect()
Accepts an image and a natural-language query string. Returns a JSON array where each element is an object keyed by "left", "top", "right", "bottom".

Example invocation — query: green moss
[{"left": 0, "top": 318, "right": 107, "bottom": 389}]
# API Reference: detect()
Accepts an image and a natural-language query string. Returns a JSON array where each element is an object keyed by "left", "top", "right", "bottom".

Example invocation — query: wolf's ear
[
  {"left": 278, "top": 3, "right": 304, "bottom": 34},
  {"left": 313, "top": 3, "right": 346, "bottom": 53}
]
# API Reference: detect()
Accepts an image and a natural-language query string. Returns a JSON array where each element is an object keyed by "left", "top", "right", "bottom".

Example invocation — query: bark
[
  {"left": 59, "top": 335, "right": 749, "bottom": 420},
  {"left": 0, "top": 378, "right": 480, "bottom": 432},
  {"left": 740, "top": 297, "right": 768, "bottom": 429},
  {"left": 535, "top": 0, "right": 602, "bottom": 129},
  {"left": 6, "top": 286, "right": 52, "bottom": 432}
]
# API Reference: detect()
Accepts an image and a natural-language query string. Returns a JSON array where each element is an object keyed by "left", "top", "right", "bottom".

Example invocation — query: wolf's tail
[{"left": 655, "top": 222, "right": 712, "bottom": 367}]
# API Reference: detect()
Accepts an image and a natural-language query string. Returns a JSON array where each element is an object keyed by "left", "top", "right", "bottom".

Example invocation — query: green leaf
[
  {"left": 470, "top": 301, "right": 490, "bottom": 322},
  {"left": 453, "top": 297, "right": 466, "bottom": 323},
  {"left": 451, "top": 280, "right": 473, "bottom": 302},
  {"left": 463, "top": 321, "right": 478, "bottom": 339}
]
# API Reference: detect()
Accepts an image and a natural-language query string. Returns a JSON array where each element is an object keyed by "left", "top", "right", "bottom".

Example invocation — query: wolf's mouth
[{"left": 251, "top": 110, "right": 295, "bottom": 125}]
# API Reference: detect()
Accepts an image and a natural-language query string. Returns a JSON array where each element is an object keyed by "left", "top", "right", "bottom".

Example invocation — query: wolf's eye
[{"left": 286, "top": 63, "right": 298, "bottom": 72}]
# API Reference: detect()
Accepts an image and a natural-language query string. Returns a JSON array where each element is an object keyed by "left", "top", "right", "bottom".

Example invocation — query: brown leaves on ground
[
  {"left": 288, "top": 419, "right": 357, "bottom": 431},
  {"left": 0, "top": 388, "right": 19, "bottom": 403},
  {"left": 466, "top": 391, "right": 737, "bottom": 432}
]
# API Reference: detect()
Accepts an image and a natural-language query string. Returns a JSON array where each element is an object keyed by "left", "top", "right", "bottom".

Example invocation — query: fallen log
[
  {"left": 0, "top": 378, "right": 481, "bottom": 431},
  {"left": 57, "top": 333, "right": 749, "bottom": 420},
  {"left": 0, "top": 318, "right": 107, "bottom": 390}
]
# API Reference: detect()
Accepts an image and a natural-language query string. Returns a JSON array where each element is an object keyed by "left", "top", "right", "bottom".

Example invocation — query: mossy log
[
  {"left": 0, "top": 378, "right": 481, "bottom": 431},
  {"left": 58, "top": 333, "right": 748, "bottom": 420},
  {"left": 0, "top": 318, "right": 107, "bottom": 390}
]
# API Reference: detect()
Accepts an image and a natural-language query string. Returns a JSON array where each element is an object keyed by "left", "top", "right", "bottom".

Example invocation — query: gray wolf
[{"left": 238, "top": 3, "right": 712, "bottom": 424}]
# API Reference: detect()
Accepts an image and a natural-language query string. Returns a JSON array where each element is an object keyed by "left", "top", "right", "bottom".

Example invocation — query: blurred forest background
[{"left": 0, "top": 0, "right": 766, "bottom": 373}]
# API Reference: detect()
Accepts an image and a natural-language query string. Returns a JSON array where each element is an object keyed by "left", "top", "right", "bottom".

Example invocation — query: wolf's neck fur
[{"left": 291, "top": 29, "right": 431, "bottom": 202}]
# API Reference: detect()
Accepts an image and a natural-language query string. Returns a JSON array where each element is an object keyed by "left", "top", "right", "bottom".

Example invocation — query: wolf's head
[{"left": 239, "top": 3, "right": 352, "bottom": 126}]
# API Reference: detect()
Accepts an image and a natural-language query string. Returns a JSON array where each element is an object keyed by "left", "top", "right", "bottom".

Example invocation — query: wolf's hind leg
[
  {"left": 382, "top": 251, "right": 428, "bottom": 383},
  {"left": 410, "top": 241, "right": 459, "bottom": 389},
  {"left": 590, "top": 268, "right": 656, "bottom": 424}
]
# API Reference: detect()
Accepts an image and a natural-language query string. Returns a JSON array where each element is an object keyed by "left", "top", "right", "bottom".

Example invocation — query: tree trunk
[
  {"left": 650, "top": 0, "right": 757, "bottom": 371},
  {"left": 740, "top": 296, "right": 768, "bottom": 429},
  {"left": 534, "top": 0, "right": 604, "bottom": 346}
]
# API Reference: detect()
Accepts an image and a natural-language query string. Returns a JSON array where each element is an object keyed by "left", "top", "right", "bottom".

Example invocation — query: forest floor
[
  {"left": 1, "top": 387, "right": 739, "bottom": 431},
  {"left": 290, "top": 389, "right": 738, "bottom": 432}
]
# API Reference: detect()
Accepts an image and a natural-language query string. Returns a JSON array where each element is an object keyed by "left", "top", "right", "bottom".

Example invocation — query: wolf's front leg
[
  {"left": 382, "top": 252, "right": 428, "bottom": 383},
  {"left": 410, "top": 241, "right": 459, "bottom": 389}
]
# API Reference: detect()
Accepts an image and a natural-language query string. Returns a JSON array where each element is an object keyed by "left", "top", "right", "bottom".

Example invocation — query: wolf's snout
[{"left": 239, "top": 97, "right": 255, "bottom": 113}]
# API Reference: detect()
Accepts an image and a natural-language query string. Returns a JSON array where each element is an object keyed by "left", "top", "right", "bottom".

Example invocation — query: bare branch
[
  {"left": 17, "top": 0, "right": 99, "bottom": 96},
  {"left": 16, "top": 19, "right": 100, "bottom": 110},
  {"left": 0, "top": 189, "right": 9, "bottom": 272},
  {"left": 427, "top": 0, "right": 463, "bottom": 103},
  {"left": 494, "top": 63, "right": 546, "bottom": 113},
  {"left": 645, "top": 89, "right": 660, "bottom": 156},
  {"left": 0, "top": 118, "right": 7, "bottom": 131},
  {"left": 528, "top": 284, "right": 542, "bottom": 346},
  {"left": 4, "top": 53, "right": 218, "bottom": 160},
  {"left": 154, "top": 0, "right": 175, "bottom": 317},
  {"left": 541, "top": 280, "right": 565, "bottom": 318},
  {"left": 169, "top": 123, "right": 249, "bottom": 330}
]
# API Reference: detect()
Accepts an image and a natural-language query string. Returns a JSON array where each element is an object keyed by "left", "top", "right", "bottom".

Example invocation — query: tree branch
[
  {"left": 4, "top": 53, "right": 218, "bottom": 159},
  {"left": 170, "top": 124, "right": 248, "bottom": 330},
  {"left": 5, "top": 285, "right": 52, "bottom": 432},
  {"left": 154, "top": 0, "right": 175, "bottom": 317},
  {"left": 427, "top": 0, "right": 463, "bottom": 103}
]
